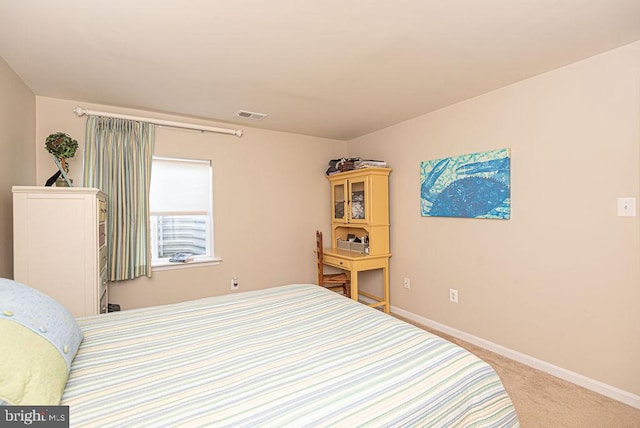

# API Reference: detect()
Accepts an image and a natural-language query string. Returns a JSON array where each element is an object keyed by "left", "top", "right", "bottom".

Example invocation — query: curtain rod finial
[{"left": 74, "top": 107, "right": 86, "bottom": 117}]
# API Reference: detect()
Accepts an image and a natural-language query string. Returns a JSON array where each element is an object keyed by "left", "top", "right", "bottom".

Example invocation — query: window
[{"left": 149, "top": 157, "right": 214, "bottom": 265}]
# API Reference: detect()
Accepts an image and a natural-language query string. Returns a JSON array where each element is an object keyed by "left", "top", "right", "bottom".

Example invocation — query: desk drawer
[
  {"left": 323, "top": 255, "right": 351, "bottom": 270},
  {"left": 98, "top": 199, "right": 107, "bottom": 222},
  {"left": 99, "top": 289, "right": 108, "bottom": 314},
  {"left": 99, "top": 267, "right": 108, "bottom": 298},
  {"left": 99, "top": 246, "right": 107, "bottom": 270}
]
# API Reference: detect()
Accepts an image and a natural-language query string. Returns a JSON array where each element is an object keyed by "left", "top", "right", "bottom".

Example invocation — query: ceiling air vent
[{"left": 235, "top": 110, "right": 267, "bottom": 121}]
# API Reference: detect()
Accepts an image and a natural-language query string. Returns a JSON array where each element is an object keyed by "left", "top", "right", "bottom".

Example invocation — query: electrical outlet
[
  {"left": 403, "top": 277, "right": 411, "bottom": 289},
  {"left": 617, "top": 197, "right": 637, "bottom": 217},
  {"left": 449, "top": 288, "right": 458, "bottom": 303},
  {"left": 230, "top": 277, "right": 239, "bottom": 290}
]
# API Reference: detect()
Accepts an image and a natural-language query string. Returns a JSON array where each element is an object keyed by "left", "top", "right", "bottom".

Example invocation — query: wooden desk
[{"left": 322, "top": 247, "right": 391, "bottom": 313}]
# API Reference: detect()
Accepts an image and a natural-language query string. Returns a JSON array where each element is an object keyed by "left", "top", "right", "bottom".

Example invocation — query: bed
[{"left": 1, "top": 280, "right": 519, "bottom": 427}]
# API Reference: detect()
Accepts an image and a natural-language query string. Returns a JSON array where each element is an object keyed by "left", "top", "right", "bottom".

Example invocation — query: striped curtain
[{"left": 83, "top": 116, "right": 155, "bottom": 281}]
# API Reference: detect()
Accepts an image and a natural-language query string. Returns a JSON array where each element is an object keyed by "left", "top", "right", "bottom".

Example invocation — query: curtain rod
[{"left": 73, "top": 107, "right": 243, "bottom": 137}]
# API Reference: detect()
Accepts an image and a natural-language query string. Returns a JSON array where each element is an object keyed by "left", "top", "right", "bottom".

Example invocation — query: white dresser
[{"left": 12, "top": 186, "right": 108, "bottom": 317}]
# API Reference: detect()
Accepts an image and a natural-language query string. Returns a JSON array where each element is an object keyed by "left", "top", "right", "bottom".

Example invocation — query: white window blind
[
  {"left": 150, "top": 158, "right": 211, "bottom": 213},
  {"left": 149, "top": 157, "right": 214, "bottom": 264}
]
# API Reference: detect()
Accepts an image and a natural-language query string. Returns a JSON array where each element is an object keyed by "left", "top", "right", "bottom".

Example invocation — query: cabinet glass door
[
  {"left": 332, "top": 181, "right": 346, "bottom": 222},
  {"left": 350, "top": 179, "right": 367, "bottom": 222}
]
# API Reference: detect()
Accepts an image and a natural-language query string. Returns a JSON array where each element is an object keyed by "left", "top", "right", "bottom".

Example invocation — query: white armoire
[{"left": 12, "top": 186, "right": 108, "bottom": 317}]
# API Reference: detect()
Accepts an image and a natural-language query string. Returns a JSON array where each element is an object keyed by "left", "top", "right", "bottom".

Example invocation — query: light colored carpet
[{"left": 395, "top": 316, "right": 640, "bottom": 427}]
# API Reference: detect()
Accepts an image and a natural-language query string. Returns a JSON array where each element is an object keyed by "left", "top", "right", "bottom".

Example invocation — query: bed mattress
[{"left": 62, "top": 284, "right": 519, "bottom": 427}]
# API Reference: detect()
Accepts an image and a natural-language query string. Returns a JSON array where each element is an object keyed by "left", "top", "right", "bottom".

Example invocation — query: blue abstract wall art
[{"left": 420, "top": 148, "right": 511, "bottom": 219}]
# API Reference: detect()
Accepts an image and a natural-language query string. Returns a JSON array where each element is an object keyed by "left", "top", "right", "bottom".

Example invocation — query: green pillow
[{"left": 0, "top": 278, "right": 83, "bottom": 405}]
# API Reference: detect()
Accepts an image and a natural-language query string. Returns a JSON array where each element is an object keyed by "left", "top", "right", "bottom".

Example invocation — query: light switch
[{"left": 617, "top": 197, "right": 636, "bottom": 217}]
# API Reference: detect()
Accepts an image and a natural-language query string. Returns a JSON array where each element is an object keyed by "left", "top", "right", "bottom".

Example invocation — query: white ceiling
[{"left": 1, "top": 0, "right": 639, "bottom": 140}]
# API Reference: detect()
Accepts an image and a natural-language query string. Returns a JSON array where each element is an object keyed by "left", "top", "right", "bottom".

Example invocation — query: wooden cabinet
[
  {"left": 13, "top": 186, "right": 108, "bottom": 317},
  {"left": 328, "top": 167, "right": 391, "bottom": 256},
  {"left": 325, "top": 168, "right": 391, "bottom": 312},
  {"left": 330, "top": 167, "right": 389, "bottom": 226}
]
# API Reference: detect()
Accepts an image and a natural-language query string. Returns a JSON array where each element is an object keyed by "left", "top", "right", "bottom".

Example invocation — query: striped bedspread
[{"left": 62, "top": 284, "right": 519, "bottom": 427}]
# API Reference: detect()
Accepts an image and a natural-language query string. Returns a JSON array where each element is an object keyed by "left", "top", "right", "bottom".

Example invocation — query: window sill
[{"left": 152, "top": 257, "right": 222, "bottom": 272}]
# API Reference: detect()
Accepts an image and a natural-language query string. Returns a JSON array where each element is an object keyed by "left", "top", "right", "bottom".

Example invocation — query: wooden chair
[{"left": 316, "top": 230, "right": 351, "bottom": 298}]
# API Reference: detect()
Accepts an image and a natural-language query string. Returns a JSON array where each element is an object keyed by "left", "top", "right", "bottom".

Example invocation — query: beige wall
[
  {"left": 35, "top": 97, "right": 346, "bottom": 307},
  {"left": 349, "top": 41, "right": 640, "bottom": 396},
  {"left": 0, "top": 57, "right": 36, "bottom": 278}
]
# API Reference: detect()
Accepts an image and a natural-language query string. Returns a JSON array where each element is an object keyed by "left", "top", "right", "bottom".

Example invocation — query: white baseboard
[{"left": 391, "top": 305, "right": 640, "bottom": 410}]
